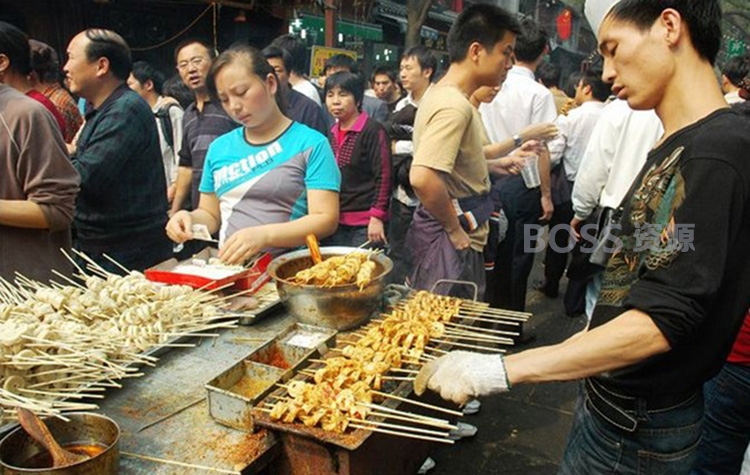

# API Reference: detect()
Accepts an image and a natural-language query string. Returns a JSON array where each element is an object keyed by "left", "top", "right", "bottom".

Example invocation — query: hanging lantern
[{"left": 557, "top": 9, "right": 572, "bottom": 41}]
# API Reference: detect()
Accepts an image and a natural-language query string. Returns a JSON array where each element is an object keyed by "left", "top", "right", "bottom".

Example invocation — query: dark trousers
[
  {"left": 387, "top": 198, "right": 416, "bottom": 285},
  {"left": 75, "top": 238, "right": 173, "bottom": 275},
  {"left": 486, "top": 179, "right": 541, "bottom": 311},
  {"left": 322, "top": 224, "right": 369, "bottom": 248},
  {"left": 543, "top": 199, "right": 574, "bottom": 293}
]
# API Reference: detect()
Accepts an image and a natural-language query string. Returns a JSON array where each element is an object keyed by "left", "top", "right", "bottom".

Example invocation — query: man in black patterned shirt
[
  {"left": 416, "top": 2, "right": 750, "bottom": 473},
  {"left": 65, "top": 29, "right": 170, "bottom": 273}
]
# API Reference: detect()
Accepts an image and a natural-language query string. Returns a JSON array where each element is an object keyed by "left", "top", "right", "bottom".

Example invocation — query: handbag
[{"left": 566, "top": 206, "right": 621, "bottom": 280}]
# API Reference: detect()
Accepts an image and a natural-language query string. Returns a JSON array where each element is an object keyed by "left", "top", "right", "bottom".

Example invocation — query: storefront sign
[{"left": 310, "top": 46, "right": 357, "bottom": 78}]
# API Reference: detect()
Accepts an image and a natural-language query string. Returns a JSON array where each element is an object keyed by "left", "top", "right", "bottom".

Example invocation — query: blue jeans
[
  {"left": 691, "top": 363, "right": 750, "bottom": 475},
  {"left": 559, "top": 383, "right": 703, "bottom": 475}
]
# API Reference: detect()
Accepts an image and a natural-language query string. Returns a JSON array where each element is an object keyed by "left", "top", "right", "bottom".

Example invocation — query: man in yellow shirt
[{"left": 407, "top": 4, "right": 521, "bottom": 299}]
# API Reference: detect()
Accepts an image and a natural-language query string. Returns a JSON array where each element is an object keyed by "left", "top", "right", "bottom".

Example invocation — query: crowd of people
[{"left": 1, "top": 0, "right": 750, "bottom": 473}]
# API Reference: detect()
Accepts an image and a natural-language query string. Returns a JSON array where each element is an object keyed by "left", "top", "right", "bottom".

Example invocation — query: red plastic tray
[{"left": 145, "top": 249, "right": 272, "bottom": 292}]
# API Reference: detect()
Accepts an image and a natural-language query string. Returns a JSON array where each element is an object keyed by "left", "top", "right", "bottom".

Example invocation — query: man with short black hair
[
  {"left": 170, "top": 38, "right": 237, "bottom": 216},
  {"left": 480, "top": 17, "right": 557, "bottom": 312},
  {"left": 407, "top": 4, "right": 521, "bottom": 298},
  {"left": 128, "top": 60, "right": 184, "bottom": 203},
  {"left": 536, "top": 61, "right": 569, "bottom": 115},
  {"left": 720, "top": 54, "right": 750, "bottom": 105},
  {"left": 540, "top": 57, "right": 608, "bottom": 302},
  {"left": 371, "top": 65, "right": 403, "bottom": 113},
  {"left": 271, "top": 34, "right": 322, "bottom": 107},
  {"left": 64, "top": 29, "right": 171, "bottom": 273},
  {"left": 262, "top": 45, "right": 329, "bottom": 135},
  {"left": 417, "top": 2, "right": 750, "bottom": 472},
  {"left": 396, "top": 45, "right": 437, "bottom": 112},
  {"left": 386, "top": 45, "right": 438, "bottom": 286}
]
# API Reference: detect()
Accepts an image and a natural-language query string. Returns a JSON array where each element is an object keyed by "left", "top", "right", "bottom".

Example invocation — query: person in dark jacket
[{"left": 323, "top": 71, "right": 391, "bottom": 247}]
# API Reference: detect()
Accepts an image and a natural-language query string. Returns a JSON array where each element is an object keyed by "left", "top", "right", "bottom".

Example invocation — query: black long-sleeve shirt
[
  {"left": 72, "top": 85, "right": 167, "bottom": 250},
  {"left": 591, "top": 109, "right": 750, "bottom": 398}
]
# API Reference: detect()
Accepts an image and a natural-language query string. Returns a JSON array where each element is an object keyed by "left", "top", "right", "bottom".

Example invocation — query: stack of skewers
[
  {"left": 0, "top": 250, "right": 245, "bottom": 425},
  {"left": 256, "top": 290, "right": 530, "bottom": 444}
]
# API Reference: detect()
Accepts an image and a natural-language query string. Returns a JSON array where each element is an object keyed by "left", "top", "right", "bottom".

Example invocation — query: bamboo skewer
[
  {"left": 255, "top": 407, "right": 454, "bottom": 445},
  {"left": 120, "top": 451, "right": 240, "bottom": 475},
  {"left": 371, "top": 390, "right": 464, "bottom": 417},
  {"left": 440, "top": 330, "right": 514, "bottom": 345},
  {"left": 359, "top": 403, "right": 455, "bottom": 427},
  {"left": 353, "top": 418, "right": 451, "bottom": 438},
  {"left": 138, "top": 397, "right": 205, "bottom": 432},
  {"left": 430, "top": 339, "right": 506, "bottom": 353},
  {"left": 349, "top": 423, "right": 454, "bottom": 444},
  {"left": 455, "top": 314, "right": 522, "bottom": 326},
  {"left": 444, "top": 321, "right": 519, "bottom": 337}
]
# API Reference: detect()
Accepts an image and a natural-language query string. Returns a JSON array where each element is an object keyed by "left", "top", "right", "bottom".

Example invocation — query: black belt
[{"left": 584, "top": 378, "right": 698, "bottom": 433}]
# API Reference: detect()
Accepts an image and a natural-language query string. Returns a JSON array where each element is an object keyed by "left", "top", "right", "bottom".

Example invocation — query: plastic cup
[{"left": 520, "top": 154, "right": 541, "bottom": 188}]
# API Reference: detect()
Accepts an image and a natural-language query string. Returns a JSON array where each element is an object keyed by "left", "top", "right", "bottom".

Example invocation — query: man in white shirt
[
  {"left": 271, "top": 34, "right": 323, "bottom": 107},
  {"left": 539, "top": 56, "right": 608, "bottom": 302},
  {"left": 720, "top": 54, "right": 749, "bottom": 105},
  {"left": 570, "top": 99, "right": 663, "bottom": 319},
  {"left": 479, "top": 17, "right": 556, "bottom": 311},
  {"left": 387, "top": 46, "right": 437, "bottom": 285},
  {"left": 127, "top": 60, "right": 184, "bottom": 204}
]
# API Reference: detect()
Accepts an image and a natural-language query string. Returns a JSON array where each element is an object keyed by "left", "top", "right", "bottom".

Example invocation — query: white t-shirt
[
  {"left": 478, "top": 65, "right": 557, "bottom": 143},
  {"left": 292, "top": 79, "right": 322, "bottom": 108},
  {"left": 547, "top": 101, "right": 606, "bottom": 181},
  {"left": 571, "top": 99, "right": 664, "bottom": 220}
]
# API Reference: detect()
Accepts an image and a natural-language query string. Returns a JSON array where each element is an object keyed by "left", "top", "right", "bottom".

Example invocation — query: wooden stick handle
[{"left": 371, "top": 390, "right": 464, "bottom": 417}]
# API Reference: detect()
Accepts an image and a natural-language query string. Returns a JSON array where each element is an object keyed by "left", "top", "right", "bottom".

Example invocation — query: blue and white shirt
[{"left": 199, "top": 121, "right": 341, "bottom": 244}]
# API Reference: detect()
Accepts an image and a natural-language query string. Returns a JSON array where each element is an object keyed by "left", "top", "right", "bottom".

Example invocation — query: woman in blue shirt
[{"left": 166, "top": 44, "right": 341, "bottom": 264}]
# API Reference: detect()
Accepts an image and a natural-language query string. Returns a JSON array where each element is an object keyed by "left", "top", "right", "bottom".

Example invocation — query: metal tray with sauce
[{"left": 205, "top": 323, "right": 337, "bottom": 432}]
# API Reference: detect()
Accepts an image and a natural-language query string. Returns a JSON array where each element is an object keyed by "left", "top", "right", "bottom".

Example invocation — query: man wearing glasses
[
  {"left": 64, "top": 29, "right": 171, "bottom": 273},
  {"left": 170, "top": 39, "right": 237, "bottom": 219}
]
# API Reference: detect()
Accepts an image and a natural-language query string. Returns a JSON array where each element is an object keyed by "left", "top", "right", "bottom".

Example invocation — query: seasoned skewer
[
  {"left": 348, "top": 423, "right": 454, "bottom": 444},
  {"left": 371, "top": 390, "right": 464, "bottom": 417},
  {"left": 430, "top": 339, "right": 506, "bottom": 353}
]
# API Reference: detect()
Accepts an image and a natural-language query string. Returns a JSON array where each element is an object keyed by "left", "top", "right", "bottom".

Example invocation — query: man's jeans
[
  {"left": 559, "top": 383, "right": 703, "bottom": 475},
  {"left": 692, "top": 362, "right": 750, "bottom": 474}
]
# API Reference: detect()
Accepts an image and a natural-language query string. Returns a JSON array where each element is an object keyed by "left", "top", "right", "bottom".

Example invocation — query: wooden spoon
[
  {"left": 16, "top": 407, "right": 89, "bottom": 467},
  {"left": 305, "top": 233, "right": 323, "bottom": 264}
]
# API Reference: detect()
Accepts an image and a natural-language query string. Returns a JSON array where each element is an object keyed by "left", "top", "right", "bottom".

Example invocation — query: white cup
[{"left": 520, "top": 154, "right": 541, "bottom": 188}]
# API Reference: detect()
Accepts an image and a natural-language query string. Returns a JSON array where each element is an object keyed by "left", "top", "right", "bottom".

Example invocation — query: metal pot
[
  {"left": 268, "top": 247, "right": 393, "bottom": 330},
  {"left": 0, "top": 412, "right": 119, "bottom": 475}
]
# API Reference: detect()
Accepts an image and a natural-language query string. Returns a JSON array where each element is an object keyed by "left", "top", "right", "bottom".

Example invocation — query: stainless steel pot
[
  {"left": 267, "top": 247, "right": 393, "bottom": 330},
  {"left": 0, "top": 412, "right": 119, "bottom": 474}
]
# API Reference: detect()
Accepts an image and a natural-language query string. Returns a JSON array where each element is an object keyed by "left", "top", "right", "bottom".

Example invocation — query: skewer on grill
[{"left": 258, "top": 403, "right": 455, "bottom": 441}]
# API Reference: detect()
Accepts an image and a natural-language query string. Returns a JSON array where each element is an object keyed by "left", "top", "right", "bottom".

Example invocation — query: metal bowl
[
  {"left": 0, "top": 412, "right": 119, "bottom": 475},
  {"left": 267, "top": 247, "right": 393, "bottom": 330}
]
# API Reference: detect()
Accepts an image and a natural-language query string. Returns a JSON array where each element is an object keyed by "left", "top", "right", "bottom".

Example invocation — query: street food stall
[{"left": 0, "top": 247, "right": 530, "bottom": 474}]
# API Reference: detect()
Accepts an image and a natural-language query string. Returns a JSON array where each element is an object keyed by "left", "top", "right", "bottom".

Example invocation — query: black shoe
[{"left": 533, "top": 280, "right": 559, "bottom": 298}]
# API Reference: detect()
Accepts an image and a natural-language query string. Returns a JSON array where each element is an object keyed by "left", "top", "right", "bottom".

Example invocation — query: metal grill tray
[{"left": 206, "top": 323, "right": 337, "bottom": 431}]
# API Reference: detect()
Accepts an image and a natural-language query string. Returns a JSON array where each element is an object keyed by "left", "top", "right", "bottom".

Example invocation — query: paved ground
[{"left": 430, "top": 258, "right": 588, "bottom": 474}]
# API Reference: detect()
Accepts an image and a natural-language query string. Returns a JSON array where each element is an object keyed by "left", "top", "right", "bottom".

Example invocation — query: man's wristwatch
[{"left": 513, "top": 134, "right": 523, "bottom": 148}]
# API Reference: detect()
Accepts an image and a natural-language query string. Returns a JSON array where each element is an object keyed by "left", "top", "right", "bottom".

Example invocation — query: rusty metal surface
[
  {"left": 206, "top": 324, "right": 337, "bottom": 432},
  {"left": 236, "top": 282, "right": 284, "bottom": 326},
  {"left": 95, "top": 314, "right": 299, "bottom": 474},
  {"left": 252, "top": 292, "right": 512, "bottom": 452}
]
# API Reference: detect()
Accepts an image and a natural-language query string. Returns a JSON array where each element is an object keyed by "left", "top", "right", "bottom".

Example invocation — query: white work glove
[{"left": 414, "top": 351, "right": 510, "bottom": 406}]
